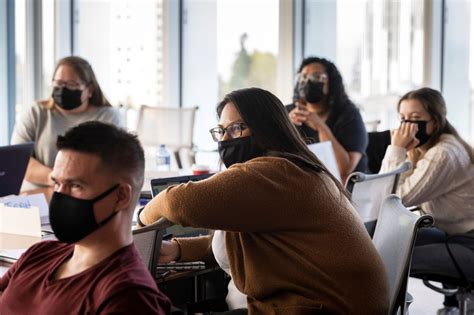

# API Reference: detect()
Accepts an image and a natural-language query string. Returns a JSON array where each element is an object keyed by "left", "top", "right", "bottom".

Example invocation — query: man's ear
[{"left": 116, "top": 183, "right": 133, "bottom": 211}]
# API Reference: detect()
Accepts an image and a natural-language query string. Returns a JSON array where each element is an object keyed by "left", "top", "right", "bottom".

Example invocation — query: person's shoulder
[
  {"left": 21, "top": 240, "right": 70, "bottom": 260},
  {"left": 94, "top": 106, "right": 122, "bottom": 124},
  {"left": 429, "top": 134, "right": 472, "bottom": 162},
  {"left": 230, "top": 156, "right": 304, "bottom": 176},
  {"left": 93, "top": 245, "right": 171, "bottom": 314},
  {"left": 96, "top": 244, "right": 158, "bottom": 291},
  {"left": 21, "top": 101, "right": 51, "bottom": 117},
  {"left": 96, "top": 105, "right": 118, "bottom": 113},
  {"left": 335, "top": 100, "right": 363, "bottom": 119}
]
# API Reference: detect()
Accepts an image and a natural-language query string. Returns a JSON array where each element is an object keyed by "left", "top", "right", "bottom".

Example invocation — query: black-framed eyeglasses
[
  {"left": 52, "top": 79, "right": 85, "bottom": 90},
  {"left": 209, "top": 122, "right": 248, "bottom": 142}
]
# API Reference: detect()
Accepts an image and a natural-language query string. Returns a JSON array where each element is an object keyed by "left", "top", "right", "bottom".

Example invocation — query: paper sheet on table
[
  {"left": 307, "top": 141, "right": 341, "bottom": 181},
  {"left": 0, "top": 194, "right": 49, "bottom": 225},
  {"left": 0, "top": 202, "right": 42, "bottom": 237},
  {"left": 0, "top": 247, "right": 26, "bottom": 262}
]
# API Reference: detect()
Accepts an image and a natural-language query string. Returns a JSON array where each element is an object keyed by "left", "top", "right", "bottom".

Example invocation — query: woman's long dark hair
[
  {"left": 398, "top": 87, "right": 474, "bottom": 163},
  {"left": 217, "top": 87, "right": 350, "bottom": 198},
  {"left": 294, "top": 56, "right": 350, "bottom": 111}
]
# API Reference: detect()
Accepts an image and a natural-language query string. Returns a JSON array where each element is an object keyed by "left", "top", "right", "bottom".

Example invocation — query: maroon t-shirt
[{"left": 0, "top": 241, "right": 171, "bottom": 314}]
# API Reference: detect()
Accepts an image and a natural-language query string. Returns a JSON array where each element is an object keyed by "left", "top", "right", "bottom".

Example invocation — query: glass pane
[
  {"left": 14, "top": 0, "right": 26, "bottom": 116},
  {"left": 73, "top": 0, "right": 166, "bottom": 108},
  {"left": 470, "top": 1, "right": 474, "bottom": 144},
  {"left": 183, "top": 0, "right": 282, "bottom": 168},
  {"left": 42, "top": 0, "right": 55, "bottom": 99},
  {"left": 217, "top": 0, "right": 279, "bottom": 99},
  {"left": 335, "top": 0, "right": 425, "bottom": 130}
]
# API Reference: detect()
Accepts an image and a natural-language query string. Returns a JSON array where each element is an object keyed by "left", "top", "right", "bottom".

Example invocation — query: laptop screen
[
  {"left": 150, "top": 173, "right": 214, "bottom": 198},
  {"left": 148, "top": 173, "right": 214, "bottom": 238},
  {"left": 0, "top": 143, "right": 34, "bottom": 197}
]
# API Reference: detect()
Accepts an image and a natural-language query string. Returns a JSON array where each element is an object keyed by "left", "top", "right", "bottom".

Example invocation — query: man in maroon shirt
[{"left": 0, "top": 122, "right": 171, "bottom": 314}]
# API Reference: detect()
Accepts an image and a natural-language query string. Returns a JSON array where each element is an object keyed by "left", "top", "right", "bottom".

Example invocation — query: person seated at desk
[
  {"left": 286, "top": 57, "right": 368, "bottom": 181},
  {"left": 380, "top": 87, "right": 474, "bottom": 313},
  {"left": 11, "top": 56, "right": 122, "bottom": 188},
  {"left": 138, "top": 88, "right": 389, "bottom": 314},
  {"left": 0, "top": 122, "right": 170, "bottom": 314}
]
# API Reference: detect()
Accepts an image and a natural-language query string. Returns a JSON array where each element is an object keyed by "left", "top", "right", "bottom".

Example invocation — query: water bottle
[{"left": 155, "top": 144, "right": 171, "bottom": 171}]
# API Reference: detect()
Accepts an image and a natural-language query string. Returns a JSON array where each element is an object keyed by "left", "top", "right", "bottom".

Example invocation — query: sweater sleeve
[
  {"left": 140, "top": 158, "right": 313, "bottom": 233},
  {"left": 381, "top": 144, "right": 459, "bottom": 206},
  {"left": 174, "top": 235, "right": 216, "bottom": 264}
]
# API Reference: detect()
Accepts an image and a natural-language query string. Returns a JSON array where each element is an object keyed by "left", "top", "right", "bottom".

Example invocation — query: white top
[
  {"left": 380, "top": 134, "right": 474, "bottom": 235},
  {"left": 212, "top": 230, "right": 247, "bottom": 310}
]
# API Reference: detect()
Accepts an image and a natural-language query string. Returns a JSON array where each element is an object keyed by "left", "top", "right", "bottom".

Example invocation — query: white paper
[
  {"left": 0, "top": 194, "right": 49, "bottom": 225},
  {"left": 0, "top": 203, "right": 42, "bottom": 237},
  {"left": 307, "top": 141, "right": 341, "bottom": 181},
  {"left": 0, "top": 248, "right": 26, "bottom": 260}
]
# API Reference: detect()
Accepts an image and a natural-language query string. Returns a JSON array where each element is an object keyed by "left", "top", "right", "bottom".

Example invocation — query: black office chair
[
  {"left": 132, "top": 217, "right": 173, "bottom": 277},
  {"left": 411, "top": 234, "right": 474, "bottom": 315},
  {"left": 345, "top": 161, "right": 411, "bottom": 236},
  {"left": 366, "top": 130, "right": 391, "bottom": 174}
]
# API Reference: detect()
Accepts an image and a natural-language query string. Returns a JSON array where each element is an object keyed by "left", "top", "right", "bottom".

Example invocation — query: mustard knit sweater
[{"left": 142, "top": 156, "right": 389, "bottom": 315}]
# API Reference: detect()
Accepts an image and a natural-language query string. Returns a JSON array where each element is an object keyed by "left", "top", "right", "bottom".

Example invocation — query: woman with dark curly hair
[{"left": 287, "top": 57, "right": 368, "bottom": 181}]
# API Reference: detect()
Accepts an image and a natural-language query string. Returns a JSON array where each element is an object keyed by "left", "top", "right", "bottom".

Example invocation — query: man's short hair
[{"left": 56, "top": 121, "right": 145, "bottom": 194}]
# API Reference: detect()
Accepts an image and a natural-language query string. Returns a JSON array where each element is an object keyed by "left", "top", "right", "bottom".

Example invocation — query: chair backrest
[
  {"left": 373, "top": 195, "right": 434, "bottom": 315},
  {"left": 345, "top": 161, "right": 411, "bottom": 225},
  {"left": 132, "top": 218, "right": 173, "bottom": 277},
  {"left": 366, "top": 130, "right": 391, "bottom": 173},
  {"left": 136, "top": 105, "right": 198, "bottom": 150}
]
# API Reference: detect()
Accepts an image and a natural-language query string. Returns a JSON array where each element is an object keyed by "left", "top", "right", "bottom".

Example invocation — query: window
[
  {"left": 217, "top": 0, "right": 279, "bottom": 99},
  {"left": 302, "top": 0, "right": 426, "bottom": 130},
  {"left": 183, "top": 0, "right": 289, "bottom": 159},
  {"left": 14, "top": 0, "right": 55, "bottom": 127},
  {"left": 73, "top": 0, "right": 168, "bottom": 109},
  {"left": 15, "top": 0, "right": 27, "bottom": 115},
  {"left": 337, "top": 0, "right": 425, "bottom": 129},
  {"left": 42, "top": 0, "right": 56, "bottom": 99},
  {"left": 470, "top": 1, "right": 474, "bottom": 144}
]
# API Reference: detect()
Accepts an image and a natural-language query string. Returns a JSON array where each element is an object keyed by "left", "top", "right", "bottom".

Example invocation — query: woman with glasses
[
  {"left": 287, "top": 57, "right": 368, "bottom": 181},
  {"left": 11, "top": 56, "right": 122, "bottom": 187},
  {"left": 380, "top": 87, "right": 474, "bottom": 313},
  {"left": 138, "top": 88, "right": 389, "bottom": 314}
]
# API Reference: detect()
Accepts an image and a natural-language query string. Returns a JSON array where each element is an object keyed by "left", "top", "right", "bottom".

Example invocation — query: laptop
[
  {"left": 0, "top": 143, "right": 34, "bottom": 197},
  {"left": 150, "top": 173, "right": 214, "bottom": 197},
  {"left": 150, "top": 173, "right": 214, "bottom": 237}
]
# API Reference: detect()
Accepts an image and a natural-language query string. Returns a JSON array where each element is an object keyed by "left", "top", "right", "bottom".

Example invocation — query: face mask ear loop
[
  {"left": 93, "top": 184, "right": 121, "bottom": 227},
  {"left": 91, "top": 184, "right": 120, "bottom": 203}
]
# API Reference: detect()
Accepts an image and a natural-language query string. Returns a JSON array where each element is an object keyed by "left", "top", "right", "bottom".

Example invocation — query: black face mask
[
  {"left": 218, "top": 136, "right": 263, "bottom": 168},
  {"left": 403, "top": 120, "right": 431, "bottom": 147},
  {"left": 297, "top": 80, "right": 325, "bottom": 104},
  {"left": 52, "top": 87, "right": 83, "bottom": 110},
  {"left": 49, "top": 184, "right": 120, "bottom": 244}
]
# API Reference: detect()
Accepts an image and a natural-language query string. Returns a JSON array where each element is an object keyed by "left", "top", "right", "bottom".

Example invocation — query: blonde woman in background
[
  {"left": 380, "top": 87, "right": 474, "bottom": 313},
  {"left": 11, "top": 56, "right": 122, "bottom": 188}
]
